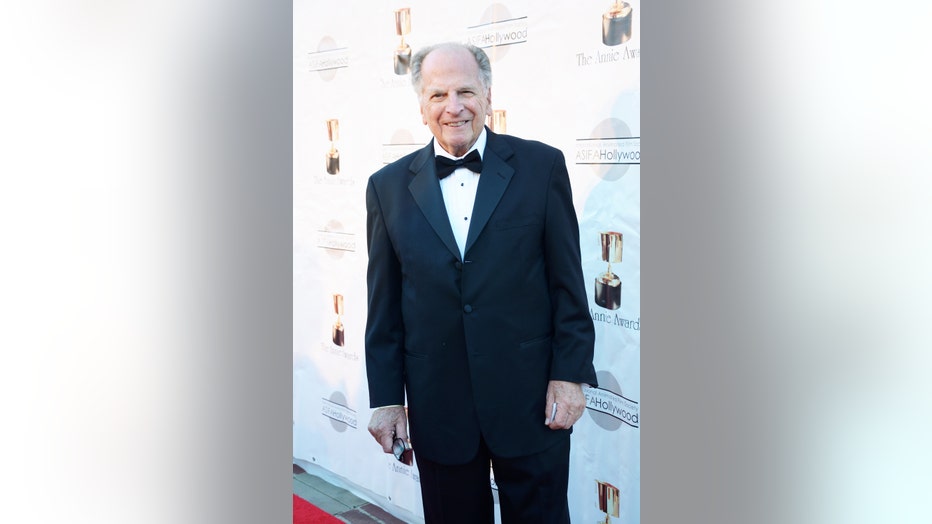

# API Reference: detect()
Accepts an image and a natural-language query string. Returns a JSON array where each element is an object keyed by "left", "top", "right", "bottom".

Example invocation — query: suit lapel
[
  {"left": 465, "top": 130, "right": 515, "bottom": 256},
  {"left": 408, "top": 142, "right": 462, "bottom": 261}
]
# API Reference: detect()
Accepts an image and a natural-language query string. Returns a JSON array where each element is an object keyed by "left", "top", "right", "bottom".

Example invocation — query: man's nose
[{"left": 444, "top": 94, "right": 463, "bottom": 113}]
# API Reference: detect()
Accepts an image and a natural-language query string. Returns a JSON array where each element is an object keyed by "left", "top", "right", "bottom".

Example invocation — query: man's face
[{"left": 418, "top": 47, "right": 492, "bottom": 158}]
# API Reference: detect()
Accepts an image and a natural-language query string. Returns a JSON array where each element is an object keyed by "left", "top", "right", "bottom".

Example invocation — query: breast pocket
[{"left": 493, "top": 216, "right": 541, "bottom": 231}]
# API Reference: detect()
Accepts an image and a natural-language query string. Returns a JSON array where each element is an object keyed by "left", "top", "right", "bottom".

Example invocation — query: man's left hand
[{"left": 544, "top": 380, "right": 586, "bottom": 430}]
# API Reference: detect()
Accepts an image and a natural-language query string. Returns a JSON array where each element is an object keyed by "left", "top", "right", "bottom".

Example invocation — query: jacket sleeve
[
  {"left": 364, "top": 176, "right": 407, "bottom": 407},
  {"left": 543, "top": 149, "right": 598, "bottom": 387}
]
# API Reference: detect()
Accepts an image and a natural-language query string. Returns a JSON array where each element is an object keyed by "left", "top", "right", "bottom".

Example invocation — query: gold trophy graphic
[
  {"left": 488, "top": 109, "right": 507, "bottom": 134},
  {"left": 594, "top": 231, "right": 623, "bottom": 310},
  {"left": 393, "top": 8, "right": 412, "bottom": 75},
  {"left": 596, "top": 480, "right": 620, "bottom": 523},
  {"left": 602, "top": 1, "right": 633, "bottom": 46},
  {"left": 325, "top": 119, "right": 340, "bottom": 175},
  {"left": 331, "top": 293, "right": 345, "bottom": 346}
]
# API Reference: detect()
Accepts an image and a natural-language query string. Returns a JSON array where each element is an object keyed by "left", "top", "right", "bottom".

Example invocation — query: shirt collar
[{"left": 433, "top": 127, "right": 487, "bottom": 161}]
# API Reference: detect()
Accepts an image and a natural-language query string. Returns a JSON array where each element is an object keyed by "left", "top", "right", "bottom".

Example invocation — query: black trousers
[{"left": 415, "top": 435, "right": 572, "bottom": 524}]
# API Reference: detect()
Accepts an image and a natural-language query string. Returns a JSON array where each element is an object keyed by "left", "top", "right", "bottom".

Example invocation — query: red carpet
[{"left": 293, "top": 494, "right": 342, "bottom": 524}]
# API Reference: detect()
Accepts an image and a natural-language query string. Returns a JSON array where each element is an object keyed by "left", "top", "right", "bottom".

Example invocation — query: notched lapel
[{"left": 407, "top": 144, "right": 462, "bottom": 261}]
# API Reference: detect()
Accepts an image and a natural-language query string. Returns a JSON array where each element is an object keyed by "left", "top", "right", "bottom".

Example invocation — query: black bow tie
[{"left": 435, "top": 150, "right": 482, "bottom": 179}]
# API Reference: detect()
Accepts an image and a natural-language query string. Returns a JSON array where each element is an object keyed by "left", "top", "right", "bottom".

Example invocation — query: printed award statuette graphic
[
  {"left": 488, "top": 109, "right": 507, "bottom": 134},
  {"left": 325, "top": 119, "right": 340, "bottom": 175},
  {"left": 596, "top": 480, "right": 621, "bottom": 523},
  {"left": 393, "top": 8, "right": 412, "bottom": 75},
  {"left": 595, "top": 231, "right": 623, "bottom": 310},
  {"left": 601, "top": 1, "right": 633, "bottom": 46},
  {"left": 331, "top": 293, "right": 345, "bottom": 346}
]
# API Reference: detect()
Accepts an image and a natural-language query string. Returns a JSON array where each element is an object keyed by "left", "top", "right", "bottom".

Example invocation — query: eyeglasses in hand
[{"left": 392, "top": 436, "right": 413, "bottom": 466}]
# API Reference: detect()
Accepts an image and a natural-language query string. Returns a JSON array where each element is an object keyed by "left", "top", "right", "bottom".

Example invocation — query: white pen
[{"left": 547, "top": 402, "right": 558, "bottom": 424}]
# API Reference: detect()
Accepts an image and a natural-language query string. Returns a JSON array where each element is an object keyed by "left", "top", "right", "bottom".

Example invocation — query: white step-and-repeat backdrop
[{"left": 294, "top": 2, "right": 639, "bottom": 522}]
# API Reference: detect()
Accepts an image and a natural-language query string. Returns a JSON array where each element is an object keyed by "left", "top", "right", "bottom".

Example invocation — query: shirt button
[{"left": 463, "top": 304, "right": 473, "bottom": 313}]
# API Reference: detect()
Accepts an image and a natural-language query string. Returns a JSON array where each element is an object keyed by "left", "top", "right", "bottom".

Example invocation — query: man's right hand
[{"left": 367, "top": 405, "right": 409, "bottom": 453}]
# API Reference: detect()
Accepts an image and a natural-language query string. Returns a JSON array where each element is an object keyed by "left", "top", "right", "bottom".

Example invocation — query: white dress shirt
[{"left": 434, "top": 129, "right": 487, "bottom": 259}]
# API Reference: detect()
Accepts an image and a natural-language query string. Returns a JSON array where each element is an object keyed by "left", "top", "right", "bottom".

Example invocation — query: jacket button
[
  {"left": 455, "top": 261, "right": 463, "bottom": 270},
  {"left": 463, "top": 304, "right": 473, "bottom": 313}
]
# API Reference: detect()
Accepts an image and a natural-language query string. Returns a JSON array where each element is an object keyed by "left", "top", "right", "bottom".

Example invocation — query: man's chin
[{"left": 439, "top": 136, "right": 475, "bottom": 156}]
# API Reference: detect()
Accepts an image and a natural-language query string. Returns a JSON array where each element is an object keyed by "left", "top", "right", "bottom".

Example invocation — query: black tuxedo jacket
[{"left": 365, "top": 128, "right": 597, "bottom": 465}]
